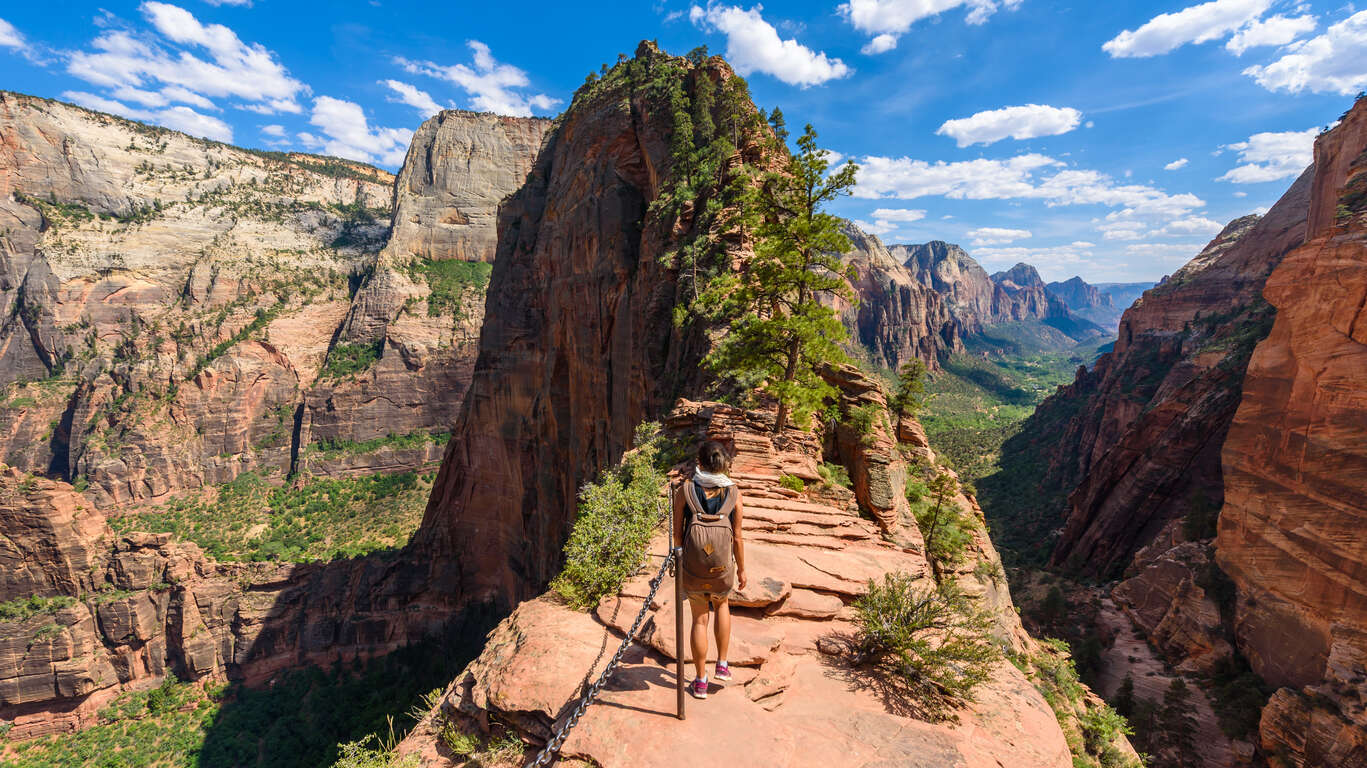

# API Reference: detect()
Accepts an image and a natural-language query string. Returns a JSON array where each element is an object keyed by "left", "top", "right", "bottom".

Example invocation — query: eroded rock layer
[
  {"left": 0, "top": 92, "right": 545, "bottom": 505},
  {"left": 1040, "top": 173, "right": 1309, "bottom": 579},
  {"left": 1216, "top": 96, "right": 1367, "bottom": 766}
]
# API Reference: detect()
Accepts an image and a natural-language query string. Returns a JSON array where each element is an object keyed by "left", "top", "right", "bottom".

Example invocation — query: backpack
[{"left": 679, "top": 480, "right": 738, "bottom": 596}]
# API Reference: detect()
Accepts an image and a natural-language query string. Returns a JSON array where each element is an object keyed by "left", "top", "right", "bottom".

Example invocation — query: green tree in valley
[
  {"left": 890, "top": 359, "right": 929, "bottom": 439},
  {"left": 702, "top": 124, "right": 859, "bottom": 432},
  {"left": 913, "top": 471, "right": 972, "bottom": 575}
]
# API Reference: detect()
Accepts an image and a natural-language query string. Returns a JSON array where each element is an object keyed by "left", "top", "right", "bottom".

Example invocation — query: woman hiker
[{"left": 672, "top": 440, "right": 746, "bottom": 700}]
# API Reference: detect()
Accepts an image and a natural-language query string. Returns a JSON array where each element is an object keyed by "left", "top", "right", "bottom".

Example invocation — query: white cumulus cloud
[
  {"left": 1165, "top": 157, "right": 1190, "bottom": 170},
  {"left": 62, "top": 89, "right": 233, "bottom": 142},
  {"left": 690, "top": 3, "right": 850, "bottom": 87},
  {"left": 1243, "top": 10, "right": 1367, "bottom": 94},
  {"left": 260, "top": 124, "right": 285, "bottom": 137},
  {"left": 862, "top": 34, "right": 898, "bottom": 54},
  {"left": 1216, "top": 127, "right": 1317, "bottom": 183},
  {"left": 304, "top": 96, "right": 413, "bottom": 167},
  {"left": 382, "top": 79, "right": 443, "bottom": 118},
  {"left": 855, "top": 207, "right": 926, "bottom": 236},
  {"left": 968, "top": 227, "right": 1032, "bottom": 245},
  {"left": 972, "top": 242, "right": 1099, "bottom": 279},
  {"left": 396, "top": 41, "right": 560, "bottom": 116},
  {"left": 840, "top": 0, "right": 1022, "bottom": 52},
  {"left": 0, "top": 17, "right": 25, "bottom": 49},
  {"left": 856, "top": 153, "right": 1206, "bottom": 219},
  {"left": 66, "top": 1, "right": 306, "bottom": 115},
  {"left": 1226, "top": 13, "right": 1317, "bottom": 55},
  {"left": 936, "top": 104, "right": 1082, "bottom": 147},
  {"left": 1103, "top": 0, "right": 1271, "bottom": 58}
]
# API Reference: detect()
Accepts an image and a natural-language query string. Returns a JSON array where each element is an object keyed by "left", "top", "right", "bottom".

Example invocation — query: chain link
[{"left": 524, "top": 547, "right": 677, "bottom": 768}]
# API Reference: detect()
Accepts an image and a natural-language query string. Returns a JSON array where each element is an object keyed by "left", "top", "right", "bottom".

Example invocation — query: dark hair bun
[{"left": 697, "top": 440, "right": 729, "bottom": 474}]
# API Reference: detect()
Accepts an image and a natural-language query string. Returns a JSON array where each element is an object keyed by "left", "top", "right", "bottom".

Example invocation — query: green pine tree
[{"left": 701, "top": 124, "right": 859, "bottom": 432}]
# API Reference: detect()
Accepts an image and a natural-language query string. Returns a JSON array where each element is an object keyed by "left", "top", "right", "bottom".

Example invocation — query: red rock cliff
[
  {"left": 414, "top": 44, "right": 765, "bottom": 614},
  {"left": 1039, "top": 174, "right": 1309, "bottom": 579},
  {"left": 1216, "top": 95, "right": 1367, "bottom": 766}
]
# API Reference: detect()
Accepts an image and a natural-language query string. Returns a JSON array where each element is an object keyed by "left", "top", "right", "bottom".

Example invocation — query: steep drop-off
[
  {"left": 1216, "top": 97, "right": 1367, "bottom": 766},
  {"left": 1030, "top": 178, "right": 1307, "bottom": 580},
  {"left": 984, "top": 96, "right": 1367, "bottom": 768}
]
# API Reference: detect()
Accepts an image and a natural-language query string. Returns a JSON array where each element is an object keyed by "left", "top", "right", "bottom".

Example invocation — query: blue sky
[{"left": 2, "top": 1, "right": 1364, "bottom": 282}]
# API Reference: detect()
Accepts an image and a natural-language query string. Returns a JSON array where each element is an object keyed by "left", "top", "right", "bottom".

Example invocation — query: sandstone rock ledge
[{"left": 398, "top": 402, "right": 1075, "bottom": 768}]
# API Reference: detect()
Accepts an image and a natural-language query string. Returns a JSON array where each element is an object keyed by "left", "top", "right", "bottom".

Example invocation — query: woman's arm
[
  {"left": 672, "top": 482, "right": 685, "bottom": 551},
  {"left": 733, "top": 491, "right": 746, "bottom": 589}
]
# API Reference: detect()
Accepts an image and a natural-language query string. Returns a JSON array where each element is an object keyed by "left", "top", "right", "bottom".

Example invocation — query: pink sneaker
[
  {"left": 715, "top": 662, "right": 732, "bottom": 682},
  {"left": 690, "top": 678, "right": 708, "bottom": 699}
]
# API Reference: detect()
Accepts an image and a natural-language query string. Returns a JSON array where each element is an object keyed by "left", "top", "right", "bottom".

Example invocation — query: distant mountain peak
[{"left": 991, "top": 262, "right": 1044, "bottom": 289}]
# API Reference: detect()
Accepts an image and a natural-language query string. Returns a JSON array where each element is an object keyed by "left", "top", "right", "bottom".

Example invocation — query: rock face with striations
[
  {"left": 0, "top": 93, "right": 545, "bottom": 504},
  {"left": 833, "top": 223, "right": 961, "bottom": 371},
  {"left": 1039, "top": 175, "right": 1309, "bottom": 581},
  {"left": 382, "top": 110, "right": 551, "bottom": 265},
  {"left": 1216, "top": 96, "right": 1367, "bottom": 766}
]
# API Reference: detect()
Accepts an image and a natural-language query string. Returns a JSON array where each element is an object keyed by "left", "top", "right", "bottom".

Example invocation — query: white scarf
[{"left": 693, "top": 468, "right": 735, "bottom": 488}]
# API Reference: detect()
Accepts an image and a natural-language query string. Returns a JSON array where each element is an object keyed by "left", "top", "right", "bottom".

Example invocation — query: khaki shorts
[{"left": 686, "top": 591, "right": 730, "bottom": 607}]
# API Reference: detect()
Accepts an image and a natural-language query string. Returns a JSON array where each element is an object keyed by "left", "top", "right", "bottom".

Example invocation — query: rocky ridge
[{"left": 397, "top": 393, "right": 1131, "bottom": 768}]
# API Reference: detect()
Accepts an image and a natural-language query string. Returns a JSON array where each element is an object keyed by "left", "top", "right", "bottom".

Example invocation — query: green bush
[
  {"left": 410, "top": 259, "right": 493, "bottom": 318},
  {"left": 853, "top": 573, "right": 998, "bottom": 720},
  {"left": 551, "top": 422, "right": 668, "bottom": 609},
  {"left": 818, "top": 462, "right": 850, "bottom": 488},
  {"left": 109, "top": 471, "right": 431, "bottom": 563},
  {"left": 1079, "top": 702, "right": 1133, "bottom": 756},
  {"left": 779, "top": 473, "right": 805, "bottom": 492},
  {"left": 320, "top": 341, "right": 383, "bottom": 381},
  {"left": 848, "top": 402, "right": 885, "bottom": 445},
  {"left": 0, "top": 594, "right": 76, "bottom": 623},
  {"left": 911, "top": 473, "right": 973, "bottom": 569}
]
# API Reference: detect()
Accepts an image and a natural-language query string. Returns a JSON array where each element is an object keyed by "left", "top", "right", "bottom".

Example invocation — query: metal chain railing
[{"left": 524, "top": 546, "right": 678, "bottom": 768}]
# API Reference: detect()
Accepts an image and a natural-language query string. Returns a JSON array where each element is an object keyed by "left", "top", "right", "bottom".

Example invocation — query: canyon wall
[
  {"left": 1216, "top": 98, "right": 1367, "bottom": 766},
  {"left": 0, "top": 92, "right": 545, "bottom": 504},
  {"left": 894, "top": 241, "right": 1105, "bottom": 347},
  {"left": 414, "top": 43, "right": 760, "bottom": 612},
  {"left": 0, "top": 93, "right": 547, "bottom": 734},
  {"left": 991, "top": 96, "right": 1367, "bottom": 768},
  {"left": 836, "top": 224, "right": 961, "bottom": 371},
  {"left": 1040, "top": 178, "right": 1308, "bottom": 580}
]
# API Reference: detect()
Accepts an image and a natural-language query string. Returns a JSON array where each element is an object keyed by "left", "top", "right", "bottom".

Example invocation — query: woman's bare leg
[
  {"left": 714, "top": 598, "right": 731, "bottom": 665},
  {"left": 689, "top": 598, "right": 710, "bottom": 679}
]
